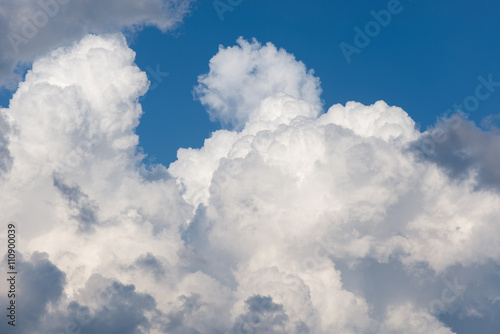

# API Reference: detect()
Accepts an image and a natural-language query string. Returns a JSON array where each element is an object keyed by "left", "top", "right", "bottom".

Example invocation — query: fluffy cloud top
[
  {"left": 194, "top": 37, "right": 323, "bottom": 129},
  {"left": 0, "top": 0, "right": 193, "bottom": 88},
  {"left": 1, "top": 35, "right": 500, "bottom": 333}
]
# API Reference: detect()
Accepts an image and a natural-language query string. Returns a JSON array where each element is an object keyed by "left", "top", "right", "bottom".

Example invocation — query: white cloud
[
  {"left": 381, "top": 304, "right": 455, "bottom": 334},
  {"left": 1, "top": 35, "right": 500, "bottom": 333},
  {"left": 0, "top": 0, "right": 193, "bottom": 88},
  {"left": 194, "top": 37, "right": 323, "bottom": 129}
]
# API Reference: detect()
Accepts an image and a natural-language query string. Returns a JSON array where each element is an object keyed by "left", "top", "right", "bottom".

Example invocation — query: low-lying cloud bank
[{"left": 1, "top": 34, "right": 499, "bottom": 333}]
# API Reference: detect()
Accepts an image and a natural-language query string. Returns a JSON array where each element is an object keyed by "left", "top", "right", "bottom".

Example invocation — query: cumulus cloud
[
  {"left": 194, "top": 37, "right": 323, "bottom": 128},
  {"left": 1, "top": 34, "right": 500, "bottom": 334},
  {"left": 0, "top": 0, "right": 193, "bottom": 88}
]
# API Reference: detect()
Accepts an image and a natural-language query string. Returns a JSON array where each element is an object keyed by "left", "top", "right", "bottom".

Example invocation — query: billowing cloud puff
[
  {"left": 1, "top": 35, "right": 500, "bottom": 334},
  {"left": 0, "top": 0, "right": 193, "bottom": 88},
  {"left": 194, "top": 37, "right": 323, "bottom": 128}
]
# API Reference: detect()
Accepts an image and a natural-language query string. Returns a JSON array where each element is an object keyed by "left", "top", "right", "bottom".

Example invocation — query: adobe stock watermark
[
  {"left": 52, "top": 132, "right": 103, "bottom": 173},
  {"left": 213, "top": 0, "right": 243, "bottom": 21},
  {"left": 8, "top": 0, "right": 72, "bottom": 54},
  {"left": 139, "top": 64, "right": 170, "bottom": 101},
  {"left": 408, "top": 277, "right": 466, "bottom": 333},
  {"left": 443, "top": 74, "right": 500, "bottom": 117},
  {"left": 340, "top": 0, "right": 412, "bottom": 64},
  {"left": 145, "top": 65, "right": 170, "bottom": 91},
  {"left": 419, "top": 73, "right": 500, "bottom": 155}
]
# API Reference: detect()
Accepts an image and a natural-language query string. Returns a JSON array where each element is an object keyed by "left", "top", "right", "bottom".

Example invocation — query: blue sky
[
  {"left": 1, "top": 1, "right": 500, "bottom": 333},
  {"left": 2, "top": 0, "right": 500, "bottom": 165},
  {"left": 127, "top": 0, "right": 500, "bottom": 165}
]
